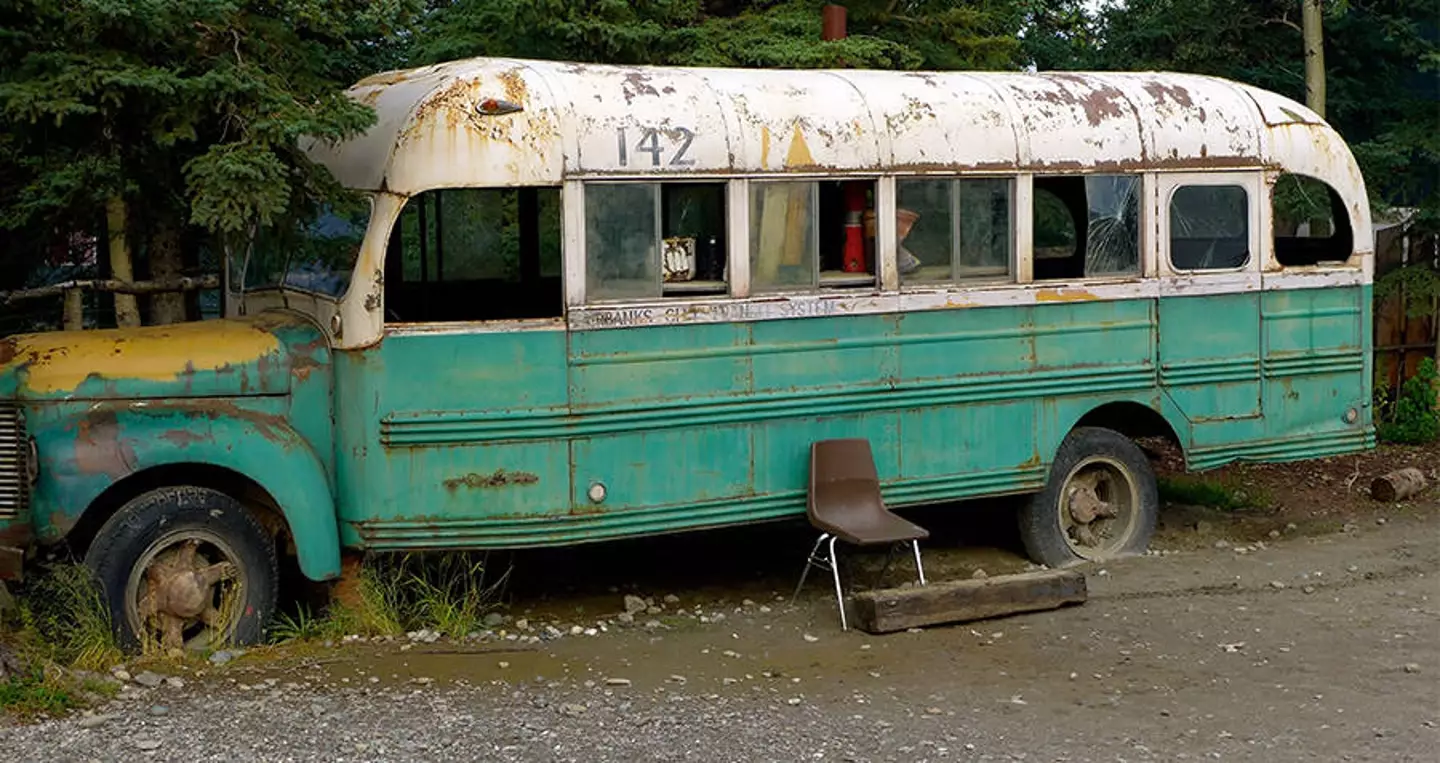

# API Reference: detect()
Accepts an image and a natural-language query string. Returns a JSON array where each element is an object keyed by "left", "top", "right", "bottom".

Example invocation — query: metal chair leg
[
  {"left": 911, "top": 539, "right": 926, "bottom": 586},
  {"left": 792, "top": 533, "right": 830, "bottom": 604},
  {"left": 828, "top": 535, "right": 848, "bottom": 631}
]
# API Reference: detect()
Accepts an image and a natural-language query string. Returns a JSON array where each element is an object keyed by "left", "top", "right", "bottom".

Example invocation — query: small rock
[
  {"left": 483, "top": 613, "right": 505, "bottom": 628},
  {"left": 133, "top": 671, "right": 165, "bottom": 688},
  {"left": 583, "top": 627, "right": 598, "bottom": 636},
  {"left": 208, "top": 649, "right": 243, "bottom": 666},
  {"left": 514, "top": 618, "right": 530, "bottom": 631},
  {"left": 133, "top": 738, "right": 162, "bottom": 752},
  {"left": 971, "top": 569, "right": 988, "bottom": 580},
  {"left": 786, "top": 697, "right": 802, "bottom": 706},
  {"left": 742, "top": 599, "right": 756, "bottom": 607},
  {"left": 1270, "top": 581, "right": 1287, "bottom": 590},
  {"left": 1302, "top": 585, "right": 1316, "bottom": 594},
  {"left": 412, "top": 677, "right": 433, "bottom": 685},
  {"left": 616, "top": 612, "right": 634, "bottom": 625},
  {"left": 722, "top": 650, "right": 741, "bottom": 658},
  {"left": 605, "top": 677, "right": 632, "bottom": 687},
  {"left": 1376, "top": 517, "right": 1388, "bottom": 525},
  {"left": 163, "top": 677, "right": 184, "bottom": 689},
  {"left": 646, "top": 606, "right": 662, "bottom": 615},
  {"left": 1269, "top": 530, "right": 1281, "bottom": 539},
  {"left": 802, "top": 633, "right": 819, "bottom": 643},
  {"left": 1342, "top": 522, "right": 1358, "bottom": 533},
  {"left": 1404, "top": 663, "right": 1421, "bottom": 674},
  {"left": 1214, "top": 540, "right": 1231, "bottom": 549},
  {"left": 112, "top": 669, "right": 132, "bottom": 682},
  {"left": 1347, "top": 565, "right": 1360, "bottom": 573},
  {"left": 758, "top": 605, "right": 772, "bottom": 614},
  {"left": 148, "top": 705, "right": 169, "bottom": 717},
  {"left": 498, "top": 661, "right": 510, "bottom": 669},
  {"left": 78, "top": 713, "right": 117, "bottom": 729},
  {"left": 663, "top": 594, "right": 680, "bottom": 604},
  {"left": 644, "top": 619, "right": 662, "bottom": 629},
  {"left": 1285, "top": 523, "right": 1298, "bottom": 532},
  {"left": 569, "top": 625, "right": 583, "bottom": 636},
  {"left": 623, "top": 595, "right": 648, "bottom": 614},
  {"left": 558, "top": 703, "right": 587, "bottom": 717},
  {"left": 925, "top": 707, "right": 943, "bottom": 715}
]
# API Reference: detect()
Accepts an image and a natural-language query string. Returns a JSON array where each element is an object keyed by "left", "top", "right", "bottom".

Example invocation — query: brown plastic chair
[{"left": 792, "top": 438, "right": 929, "bottom": 630}]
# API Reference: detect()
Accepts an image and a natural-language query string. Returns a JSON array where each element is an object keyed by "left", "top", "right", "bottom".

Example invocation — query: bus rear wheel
[
  {"left": 1019, "top": 427, "right": 1158, "bottom": 567},
  {"left": 86, "top": 486, "right": 278, "bottom": 653}
]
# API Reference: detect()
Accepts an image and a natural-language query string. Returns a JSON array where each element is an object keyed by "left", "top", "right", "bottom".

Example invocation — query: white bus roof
[{"left": 306, "top": 56, "right": 1366, "bottom": 211}]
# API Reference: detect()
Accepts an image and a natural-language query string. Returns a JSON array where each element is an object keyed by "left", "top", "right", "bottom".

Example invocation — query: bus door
[{"left": 1154, "top": 172, "right": 1265, "bottom": 446}]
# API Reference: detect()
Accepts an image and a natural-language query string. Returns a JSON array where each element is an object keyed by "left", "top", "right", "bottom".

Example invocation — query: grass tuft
[
  {"left": 268, "top": 551, "right": 508, "bottom": 644},
  {"left": 14, "top": 562, "right": 123, "bottom": 671}
]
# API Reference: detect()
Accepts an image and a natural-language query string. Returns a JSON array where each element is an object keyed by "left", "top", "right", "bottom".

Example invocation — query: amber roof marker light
[{"left": 476, "top": 98, "right": 522, "bottom": 116}]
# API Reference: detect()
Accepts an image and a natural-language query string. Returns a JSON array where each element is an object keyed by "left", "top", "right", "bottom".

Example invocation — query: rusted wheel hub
[
  {"left": 1060, "top": 458, "right": 1138, "bottom": 557},
  {"left": 128, "top": 535, "right": 241, "bottom": 653}
]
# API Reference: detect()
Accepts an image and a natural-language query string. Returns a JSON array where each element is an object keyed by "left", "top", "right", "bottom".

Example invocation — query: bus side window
[
  {"left": 585, "top": 181, "right": 729, "bottom": 301},
  {"left": 1033, "top": 174, "right": 1141, "bottom": 280},
  {"left": 1273, "top": 173, "right": 1352, "bottom": 266},
  {"left": 385, "top": 187, "right": 563, "bottom": 324},
  {"left": 897, "top": 178, "right": 1013, "bottom": 285},
  {"left": 1169, "top": 185, "right": 1250, "bottom": 271},
  {"left": 750, "top": 179, "right": 879, "bottom": 292}
]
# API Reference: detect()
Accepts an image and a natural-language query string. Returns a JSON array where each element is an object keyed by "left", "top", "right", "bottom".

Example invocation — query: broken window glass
[
  {"left": 1033, "top": 175, "right": 1140, "bottom": 280},
  {"left": 1169, "top": 185, "right": 1250, "bottom": 271}
]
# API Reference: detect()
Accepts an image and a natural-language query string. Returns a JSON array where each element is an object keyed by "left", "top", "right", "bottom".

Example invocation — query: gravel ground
[{"left": 2, "top": 511, "right": 1437, "bottom": 763}]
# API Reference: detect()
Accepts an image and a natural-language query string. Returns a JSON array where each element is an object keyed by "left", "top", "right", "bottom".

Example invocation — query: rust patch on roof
[{"left": 621, "top": 71, "right": 659, "bottom": 104}]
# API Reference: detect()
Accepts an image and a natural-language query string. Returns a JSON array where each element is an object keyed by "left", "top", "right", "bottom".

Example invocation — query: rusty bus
[{"left": 0, "top": 57, "right": 1372, "bottom": 649}]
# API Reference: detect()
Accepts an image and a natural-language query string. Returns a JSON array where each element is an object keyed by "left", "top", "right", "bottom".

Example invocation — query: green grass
[
  {"left": 0, "top": 668, "right": 82, "bottom": 718},
  {"left": 267, "top": 551, "right": 508, "bottom": 644},
  {"left": 1158, "top": 474, "right": 1266, "bottom": 511},
  {"left": 11, "top": 562, "right": 123, "bottom": 671}
]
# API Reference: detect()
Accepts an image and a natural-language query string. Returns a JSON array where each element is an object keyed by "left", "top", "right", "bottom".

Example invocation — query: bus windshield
[{"left": 228, "top": 197, "right": 372, "bottom": 299}]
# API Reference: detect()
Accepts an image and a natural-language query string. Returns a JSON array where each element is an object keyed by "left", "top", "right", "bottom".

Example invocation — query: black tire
[
  {"left": 86, "top": 486, "right": 278, "bottom": 651},
  {"left": 1019, "top": 426, "right": 1158, "bottom": 568}
]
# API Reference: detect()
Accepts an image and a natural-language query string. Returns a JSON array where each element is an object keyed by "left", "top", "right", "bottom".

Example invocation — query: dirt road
[{"left": 2, "top": 500, "right": 1436, "bottom": 762}]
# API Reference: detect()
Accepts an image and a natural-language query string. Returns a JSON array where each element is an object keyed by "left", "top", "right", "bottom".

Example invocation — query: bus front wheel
[
  {"left": 1019, "top": 427, "right": 1158, "bottom": 567},
  {"left": 86, "top": 486, "right": 279, "bottom": 653}
]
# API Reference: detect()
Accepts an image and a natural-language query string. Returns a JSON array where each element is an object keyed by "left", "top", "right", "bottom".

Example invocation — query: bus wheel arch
[
  {"left": 64, "top": 464, "right": 299, "bottom": 649},
  {"left": 1020, "top": 423, "right": 1162, "bottom": 567}
]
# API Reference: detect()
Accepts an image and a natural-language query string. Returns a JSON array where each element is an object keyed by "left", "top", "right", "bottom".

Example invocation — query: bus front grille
[{"left": 0, "top": 404, "right": 30, "bottom": 519}]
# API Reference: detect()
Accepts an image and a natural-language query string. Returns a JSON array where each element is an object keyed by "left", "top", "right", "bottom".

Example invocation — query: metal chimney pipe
[{"left": 822, "top": 4, "right": 847, "bottom": 41}]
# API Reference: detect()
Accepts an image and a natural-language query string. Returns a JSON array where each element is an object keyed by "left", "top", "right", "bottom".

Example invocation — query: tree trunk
[
  {"left": 1370, "top": 467, "right": 1427, "bottom": 502},
  {"left": 106, "top": 195, "right": 141, "bottom": 328},
  {"left": 1302, "top": 0, "right": 1326, "bottom": 117},
  {"left": 148, "top": 222, "right": 187, "bottom": 324}
]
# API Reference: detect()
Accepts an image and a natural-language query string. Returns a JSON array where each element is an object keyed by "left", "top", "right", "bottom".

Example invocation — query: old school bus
[{"left": 0, "top": 57, "right": 1372, "bottom": 648}]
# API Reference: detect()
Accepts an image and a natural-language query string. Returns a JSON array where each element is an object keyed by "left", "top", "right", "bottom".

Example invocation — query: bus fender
[{"left": 35, "top": 401, "right": 342, "bottom": 582}]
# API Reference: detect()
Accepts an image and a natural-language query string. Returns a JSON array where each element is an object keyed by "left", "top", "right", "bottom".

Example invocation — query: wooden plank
[{"left": 850, "top": 569, "right": 1087, "bottom": 634}]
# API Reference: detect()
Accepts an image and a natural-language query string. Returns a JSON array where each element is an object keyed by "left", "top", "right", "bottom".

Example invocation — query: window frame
[
  {"left": 1029, "top": 171, "right": 1147, "bottom": 283},
  {"left": 894, "top": 175, "right": 1018, "bottom": 289},
  {"left": 1155, "top": 171, "right": 1263, "bottom": 280},
  {"left": 577, "top": 178, "right": 735, "bottom": 305},
  {"left": 1267, "top": 170, "right": 1359, "bottom": 271},
  {"left": 380, "top": 184, "right": 569, "bottom": 331},
  {"left": 1165, "top": 183, "right": 1254, "bottom": 275}
]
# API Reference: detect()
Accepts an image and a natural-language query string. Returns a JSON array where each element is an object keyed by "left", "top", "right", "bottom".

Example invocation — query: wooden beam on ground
[{"left": 850, "top": 569, "right": 1087, "bottom": 634}]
